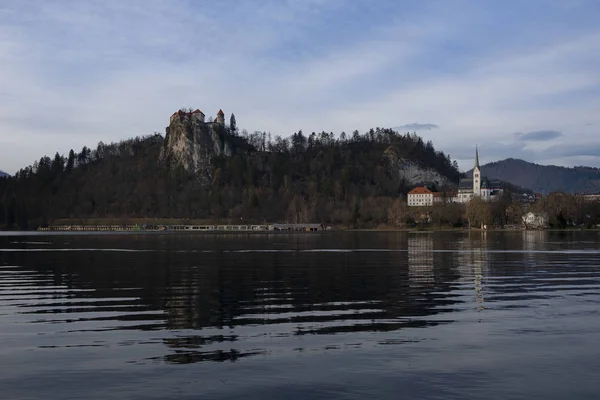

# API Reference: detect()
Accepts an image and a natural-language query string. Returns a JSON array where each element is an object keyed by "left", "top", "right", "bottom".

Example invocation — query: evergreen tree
[
  {"left": 229, "top": 113, "right": 237, "bottom": 136},
  {"left": 0, "top": 201, "right": 5, "bottom": 226},
  {"left": 66, "top": 149, "right": 75, "bottom": 173}
]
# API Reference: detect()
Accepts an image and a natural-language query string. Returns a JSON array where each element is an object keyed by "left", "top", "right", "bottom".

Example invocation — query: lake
[{"left": 1, "top": 231, "right": 600, "bottom": 399}]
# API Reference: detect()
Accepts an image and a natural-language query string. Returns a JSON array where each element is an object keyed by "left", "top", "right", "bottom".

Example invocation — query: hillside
[
  {"left": 0, "top": 170, "right": 8, "bottom": 178},
  {"left": 0, "top": 114, "right": 461, "bottom": 229},
  {"left": 476, "top": 158, "right": 600, "bottom": 194}
]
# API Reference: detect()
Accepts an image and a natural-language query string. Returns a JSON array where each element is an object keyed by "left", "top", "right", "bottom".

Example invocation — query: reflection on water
[{"left": 1, "top": 231, "right": 600, "bottom": 400}]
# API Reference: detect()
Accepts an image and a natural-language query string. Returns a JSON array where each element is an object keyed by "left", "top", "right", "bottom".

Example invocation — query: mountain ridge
[{"left": 472, "top": 158, "right": 600, "bottom": 194}]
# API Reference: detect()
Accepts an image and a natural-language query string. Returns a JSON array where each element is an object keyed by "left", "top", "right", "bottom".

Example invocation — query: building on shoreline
[
  {"left": 408, "top": 147, "right": 504, "bottom": 206},
  {"left": 453, "top": 146, "right": 504, "bottom": 203},
  {"left": 407, "top": 186, "right": 434, "bottom": 206}
]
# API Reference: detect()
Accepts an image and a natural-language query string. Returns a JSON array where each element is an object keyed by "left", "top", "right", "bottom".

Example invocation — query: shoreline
[{"left": 2, "top": 226, "right": 598, "bottom": 234}]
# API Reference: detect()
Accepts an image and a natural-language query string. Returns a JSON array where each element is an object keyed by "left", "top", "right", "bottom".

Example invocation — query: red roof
[
  {"left": 408, "top": 186, "right": 433, "bottom": 195},
  {"left": 217, "top": 109, "right": 224, "bottom": 116},
  {"left": 192, "top": 109, "right": 204, "bottom": 114}
]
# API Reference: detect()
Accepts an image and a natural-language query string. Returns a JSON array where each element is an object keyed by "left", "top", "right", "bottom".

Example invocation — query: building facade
[
  {"left": 169, "top": 108, "right": 226, "bottom": 127},
  {"left": 408, "top": 186, "right": 434, "bottom": 206},
  {"left": 453, "top": 147, "right": 504, "bottom": 203}
]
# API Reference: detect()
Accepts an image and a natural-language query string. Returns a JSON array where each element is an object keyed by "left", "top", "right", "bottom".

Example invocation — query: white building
[
  {"left": 408, "top": 186, "right": 434, "bottom": 206},
  {"left": 522, "top": 212, "right": 549, "bottom": 229},
  {"left": 453, "top": 147, "right": 504, "bottom": 203}
]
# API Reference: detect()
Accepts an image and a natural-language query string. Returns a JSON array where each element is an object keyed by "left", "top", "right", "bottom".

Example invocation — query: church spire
[{"left": 475, "top": 145, "right": 480, "bottom": 169}]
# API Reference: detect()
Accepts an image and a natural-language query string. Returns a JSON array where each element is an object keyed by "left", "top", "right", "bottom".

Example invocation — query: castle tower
[
  {"left": 216, "top": 109, "right": 225, "bottom": 126},
  {"left": 473, "top": 146, "right": 481, "bottom": 196},
  {"left": 192, "top": 109, "right": 205, "bottom": 123}
]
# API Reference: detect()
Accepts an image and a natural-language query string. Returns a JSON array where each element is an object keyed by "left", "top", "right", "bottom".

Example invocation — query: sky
[{"left": 1, "top": 0, "right": 600, "bottom": 174}]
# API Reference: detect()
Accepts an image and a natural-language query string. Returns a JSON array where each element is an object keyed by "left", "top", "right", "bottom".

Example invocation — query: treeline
[
  {"left": 439, "top": 192, "right": 600, "bottom": 229},
  {"left": 0, "top": 126, "right": 463, "bottom": 229}
]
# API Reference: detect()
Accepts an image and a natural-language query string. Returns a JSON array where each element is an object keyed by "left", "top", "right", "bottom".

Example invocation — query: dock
[{"left": 37, "top": 223, "right": 327, "bottom": 232}]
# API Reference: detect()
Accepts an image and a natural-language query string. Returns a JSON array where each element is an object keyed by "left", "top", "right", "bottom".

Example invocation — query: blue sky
[{"left": 1, "top": 0, "right": 600, "bottom": 174}]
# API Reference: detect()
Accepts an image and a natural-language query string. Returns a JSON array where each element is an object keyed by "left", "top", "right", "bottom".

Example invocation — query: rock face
[
  {"left": 397, "top": 162, "right": 449, "bottom": 187},
  {"left": 160, "top": 113, "right": 233, "bottom": 184},
  {"left": 384, "top": 147, "right": 450, "bottom": 188}
]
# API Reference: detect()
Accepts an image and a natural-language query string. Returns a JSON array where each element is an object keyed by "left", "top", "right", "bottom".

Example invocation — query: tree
[
  {"left": 465, "top": 197, "right": 492, "bottom": 228},
  {"left": 66, "top": 149, "right": 75, "bottom": 173},
  {"left": 387, "top": 198, "right": 406, "bottom": 228},
  {"left": 51, "top": 152, "right": 65, "bottom": 176},
  {"left": 0, "top": 201, "right": 5, "bottom": 226},
  {"left": 77, "top": 146, "right": 90, "bottom": 168},
  {"left": 6, "top": 197, "right": 16, "bottom": 229},
  {"left": 351, "top": 200, "right": 361, "bottom": 229},
  {"left": 291, "top": 130, "right": 307, "bottom": 154},
  {"left": 229, "top": 114, "right": 237, "bottom": 136}
]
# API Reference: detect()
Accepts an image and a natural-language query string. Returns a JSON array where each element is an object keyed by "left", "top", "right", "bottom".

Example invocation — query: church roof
[
  {"left": 478, "top": 177, "right": 502, "bottom": 188},
  {"left": 408, "top": 186, "right": 433, "bottom": 195},
  {"left": 459, "top": 178, "right": 473, "bottom": 190},
  {"left": 475, "top": 145, "right": 480, "bottom": 169}
]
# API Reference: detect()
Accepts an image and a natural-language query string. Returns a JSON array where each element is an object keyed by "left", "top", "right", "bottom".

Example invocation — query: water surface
[{"left": 1, "top": 231, "right": 600, "bottom": 399}]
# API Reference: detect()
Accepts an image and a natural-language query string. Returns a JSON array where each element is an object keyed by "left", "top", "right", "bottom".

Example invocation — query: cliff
[
  {"left": 384, "top": 147, "right": 451, "bottom": 189},
  {"left": 159, "top": 115, "right": 242, "bottom": 184}
]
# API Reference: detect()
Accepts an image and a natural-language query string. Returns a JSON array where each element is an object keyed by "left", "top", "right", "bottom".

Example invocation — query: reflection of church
[{"left": 455, "top": 232, "right": 490, "bottom": 310}]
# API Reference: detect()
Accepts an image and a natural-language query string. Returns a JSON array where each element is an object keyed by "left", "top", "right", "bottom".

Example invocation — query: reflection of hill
[{"left": 2, "top": 233, "right": 464, "bottom": 364}]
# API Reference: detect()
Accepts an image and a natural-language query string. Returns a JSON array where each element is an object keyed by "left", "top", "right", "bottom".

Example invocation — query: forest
[
  {"left": 0, "top": 124, "right": 461, "bottom": 229},
  {"left": 2, "top": 119, "right": 598, "bottom": 231}
]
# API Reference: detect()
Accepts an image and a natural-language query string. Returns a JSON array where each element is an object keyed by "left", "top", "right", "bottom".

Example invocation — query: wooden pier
[{"left": 38, "top": 223, "right": 326, "bottom": 232}]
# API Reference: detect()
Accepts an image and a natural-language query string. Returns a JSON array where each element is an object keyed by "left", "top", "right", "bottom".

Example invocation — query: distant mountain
[
  {"left": 0, "top": 170, "right": 8, "bottom": 178},
  {"left": 476, "top": 158, "right": 600, "bottom": 194}
]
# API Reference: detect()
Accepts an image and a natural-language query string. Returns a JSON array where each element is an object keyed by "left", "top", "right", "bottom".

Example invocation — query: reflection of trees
[{"left": 2, "top": 233, "right": 464, "bottom": 364}]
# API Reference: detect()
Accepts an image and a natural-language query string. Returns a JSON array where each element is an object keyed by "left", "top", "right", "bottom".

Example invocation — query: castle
[{"left": 169, "top": 108, "right": 225, "bottom": 126}]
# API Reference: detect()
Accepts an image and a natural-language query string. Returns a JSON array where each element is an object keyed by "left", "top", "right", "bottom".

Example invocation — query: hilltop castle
[{"left": 169, "top": 108, "right": 225, "bottom": 126}]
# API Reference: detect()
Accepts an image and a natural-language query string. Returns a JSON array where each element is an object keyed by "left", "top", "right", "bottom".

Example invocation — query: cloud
[
  {"left": 392, "top": 123, "right": 439, "bottom": 131},
  {"left": 1, "top": 0, "right": 600, "bottom": 173},
  {"left": 515, "top": 130, "right": 563, "bottom": 141}
]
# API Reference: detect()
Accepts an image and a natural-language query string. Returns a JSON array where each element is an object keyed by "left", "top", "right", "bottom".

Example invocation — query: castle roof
[
  {"left": 408, "top": 186, "right": 433, "bottom": 195},
  {"left": 217, "top": 109, "right": 224, "bottom": 116},
  {"left": 192, "top": 109, "right": 204, "bottom": 115}
]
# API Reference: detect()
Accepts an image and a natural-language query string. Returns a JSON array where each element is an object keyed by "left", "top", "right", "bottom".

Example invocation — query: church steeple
[{"left": 473, "top": 145, "right": 481, "bottom": 196}]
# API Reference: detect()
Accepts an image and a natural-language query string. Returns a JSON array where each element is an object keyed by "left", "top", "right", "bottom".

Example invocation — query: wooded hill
[{"left": 0, "top": 126, "right": 461, "bottom": 229}]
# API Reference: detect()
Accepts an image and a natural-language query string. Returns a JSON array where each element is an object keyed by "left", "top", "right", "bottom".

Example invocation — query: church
[{"left": 454, "top": 147, "right": 504, "bottom": 203}]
